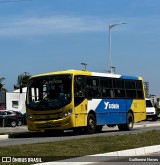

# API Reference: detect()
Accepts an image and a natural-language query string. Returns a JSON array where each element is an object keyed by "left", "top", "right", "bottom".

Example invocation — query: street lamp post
[
  {"left": 109, "top": 22, "right": 127, "bottom": 73},
  {"left": 81, "top": 63, "right": 87, "bottom": 70}
]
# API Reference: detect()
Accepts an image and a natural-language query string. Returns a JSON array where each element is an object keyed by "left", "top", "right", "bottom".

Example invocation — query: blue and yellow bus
[{"left": 26, "top": 70, "right": 146, "bottom": 134}]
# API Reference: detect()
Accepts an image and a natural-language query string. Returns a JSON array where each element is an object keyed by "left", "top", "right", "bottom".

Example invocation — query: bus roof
[{"left": 31, "top": 69, "right": 142, "bottom": 80}]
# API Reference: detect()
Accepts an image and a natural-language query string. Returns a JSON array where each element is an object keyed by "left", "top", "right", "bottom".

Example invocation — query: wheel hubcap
[
  {"left": 89, "top": 118, "right": 94, "bottom": 130},
  {"left": 129, "top": 117, "right": 133, "bottom": 128}
]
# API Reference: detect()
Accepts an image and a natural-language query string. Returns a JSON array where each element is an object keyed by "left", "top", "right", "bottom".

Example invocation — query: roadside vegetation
[
  {"left": 0, "top": 130, "right": 160, "bottom": 164},
  {"left": 156, "top": 107, "right": 160, "bottom": 116}
]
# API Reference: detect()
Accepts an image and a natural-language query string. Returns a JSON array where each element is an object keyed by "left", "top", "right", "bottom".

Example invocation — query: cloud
[
  {"left": 0, "top": 15, "right": 107, "bottom": 36},
  {"left": 0, "top": 14, "right": 160, "bottom": 37}
]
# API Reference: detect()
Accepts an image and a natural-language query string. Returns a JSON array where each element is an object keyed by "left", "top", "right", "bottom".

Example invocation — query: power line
[{"left": 0, "top": 0, "right": 32, "bottom": 3}]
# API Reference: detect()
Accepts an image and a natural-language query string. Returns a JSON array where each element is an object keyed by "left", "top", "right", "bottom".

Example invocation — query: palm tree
[
  {"left": 14, "top": 72, "right": 31, "bottom": 90},
  {"left": 0, "top": 77, "right": 7, "bottom": 92}
]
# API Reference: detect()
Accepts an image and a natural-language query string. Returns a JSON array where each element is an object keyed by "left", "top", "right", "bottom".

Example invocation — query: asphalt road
[{"left": 0, "top": 120, "right": 160, "bottom": 147}]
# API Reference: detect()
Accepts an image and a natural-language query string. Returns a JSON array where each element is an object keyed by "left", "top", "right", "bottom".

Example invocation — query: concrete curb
[
  {"left": 34, "top": 145, "right": 160, "bottom": 165},
  {"left": 135, "top": 122, "right": 160, "bottom": 128}
]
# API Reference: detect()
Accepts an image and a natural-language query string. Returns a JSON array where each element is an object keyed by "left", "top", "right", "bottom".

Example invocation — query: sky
[{"left": 0, "top": 0, "right": 160, "bottom": 95}]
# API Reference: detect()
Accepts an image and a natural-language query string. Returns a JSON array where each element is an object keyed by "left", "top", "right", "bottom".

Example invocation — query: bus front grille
[
  {"left": 33, "top": 112, "right": 63, "bottom": 121},
  {"left": 36, "top": 122, "right": 61, "bottom": 128}
]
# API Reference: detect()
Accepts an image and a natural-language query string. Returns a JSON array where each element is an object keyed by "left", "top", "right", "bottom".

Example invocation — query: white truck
[{"left": 146, "top": 98, "right": 157, "bottom": 121}]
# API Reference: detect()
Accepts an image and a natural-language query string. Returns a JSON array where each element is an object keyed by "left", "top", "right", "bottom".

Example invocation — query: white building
[
  {"left": 149, "top": 95, "right": 160, "bottom": 108},
  {"left": 0, "top": 88, "right": 26, "bottom": 114}
]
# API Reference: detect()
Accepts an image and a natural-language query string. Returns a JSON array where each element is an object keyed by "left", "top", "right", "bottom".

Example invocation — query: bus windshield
[{"left": 26, "top": 74, "right": 72, "bottom": 110}]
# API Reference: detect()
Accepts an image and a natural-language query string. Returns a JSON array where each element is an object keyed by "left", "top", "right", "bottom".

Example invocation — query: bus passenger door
[
  {"left": 74, "top": 100, "right": 87, "bottom": 127},
  {"left": 74, "top": 75, "right": 87, "bottom": 127}
]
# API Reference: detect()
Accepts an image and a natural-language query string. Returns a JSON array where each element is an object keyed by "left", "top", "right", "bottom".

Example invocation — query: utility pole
[{"left": 108, "top": 22, "right": 127, "bottom": 73}]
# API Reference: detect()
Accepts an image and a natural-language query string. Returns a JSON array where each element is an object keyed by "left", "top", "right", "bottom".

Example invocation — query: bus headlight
[
  {"left": 63, "top": 109, "right": 72, "bottom": 118},
  {"left": 26, "top": 113, "right": 34, "bottom": 121}
]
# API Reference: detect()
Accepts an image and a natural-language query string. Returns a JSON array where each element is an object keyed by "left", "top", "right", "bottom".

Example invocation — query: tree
[
  {"left": 0, "top": 77, "right": 7, "bottom": 92},
  {"left": 14, "top": 72, "right": 31, "bottom": 90}
]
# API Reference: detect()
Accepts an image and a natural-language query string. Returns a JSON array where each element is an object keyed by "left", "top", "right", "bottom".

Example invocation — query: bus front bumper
[{"left": 27, "top": 116, "right": 73, "bottom": 131}]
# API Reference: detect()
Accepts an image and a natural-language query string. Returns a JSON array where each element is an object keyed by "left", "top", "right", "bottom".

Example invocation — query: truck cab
[{"left": 146, "top": 98, "right": 157, "bottom": 121}]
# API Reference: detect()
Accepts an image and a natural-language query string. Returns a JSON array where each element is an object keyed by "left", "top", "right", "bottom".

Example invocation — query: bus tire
[
  {"left": 86, "top": 113, "right": 96, "bottom": 134},
  {"left": 118, "top": 112, "right": 134, "bottom": 131}
]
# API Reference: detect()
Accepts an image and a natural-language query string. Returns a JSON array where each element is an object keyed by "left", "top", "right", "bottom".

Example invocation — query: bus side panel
[
  {"left": 88, "top": 99, "right": 132, "bottom": 125},
  {"left": 130, "top": 99, "right": 146, "bottom": 122},
  {"left": 74, "top": 99, "right": 88, "bottom": 127}
]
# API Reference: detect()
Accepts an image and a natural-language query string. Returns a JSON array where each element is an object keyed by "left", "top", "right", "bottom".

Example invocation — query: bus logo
[{"left": 104, "top": 101, "right": 120, "bottom": 109}]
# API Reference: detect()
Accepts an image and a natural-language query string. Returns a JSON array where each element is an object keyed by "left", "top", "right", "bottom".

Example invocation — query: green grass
[
  {"left": 156, "top": 108, "right": 160, "bottom": 115},
  {"left": 1, "top": 130, "right": 160, "bottom": 164}
]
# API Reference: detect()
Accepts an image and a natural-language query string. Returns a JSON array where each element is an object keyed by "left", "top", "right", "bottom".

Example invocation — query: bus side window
[
  {"left": 126, "top": 90, "right": 136, "bottom": 98},
  {"left": 74, "top": 76, "right": 85, "bottom": 97},
  {"left": 92, "top": 79, "right": 101, "bottom": 97},
  {"left": 136, "top": 81, "right": 144, "bottom": 99},
  {"left": 86, "top": 77, "right": 100, "bottom": 98},
  {"left": 113, "top": 79, "right": 125, "bottom": 98},
  {"left": 86, "top": 85, "right": 92, "bottom": 97},
  {"left": 125, "top": 80, "right": 136, "bottom": 98},
  {"left": 100, "top": 78, "right": 113, "bottom": 98},
  {"left": 137, "top": 91, "right": 143, "bottom": 98},
  {"left": 110, "top": 89, "right": 114, "bottom": 98}
]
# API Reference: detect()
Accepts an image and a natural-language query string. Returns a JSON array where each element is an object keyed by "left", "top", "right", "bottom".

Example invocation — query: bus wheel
[
  {"left": 86, "top": 114, "right": 96, "bottom": 134},
  {"left": 126, "top": 112, "right": 134, "bottom": 130},
  {"left": 118, "top": 112, "right": 134, "bottom": 131}
]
